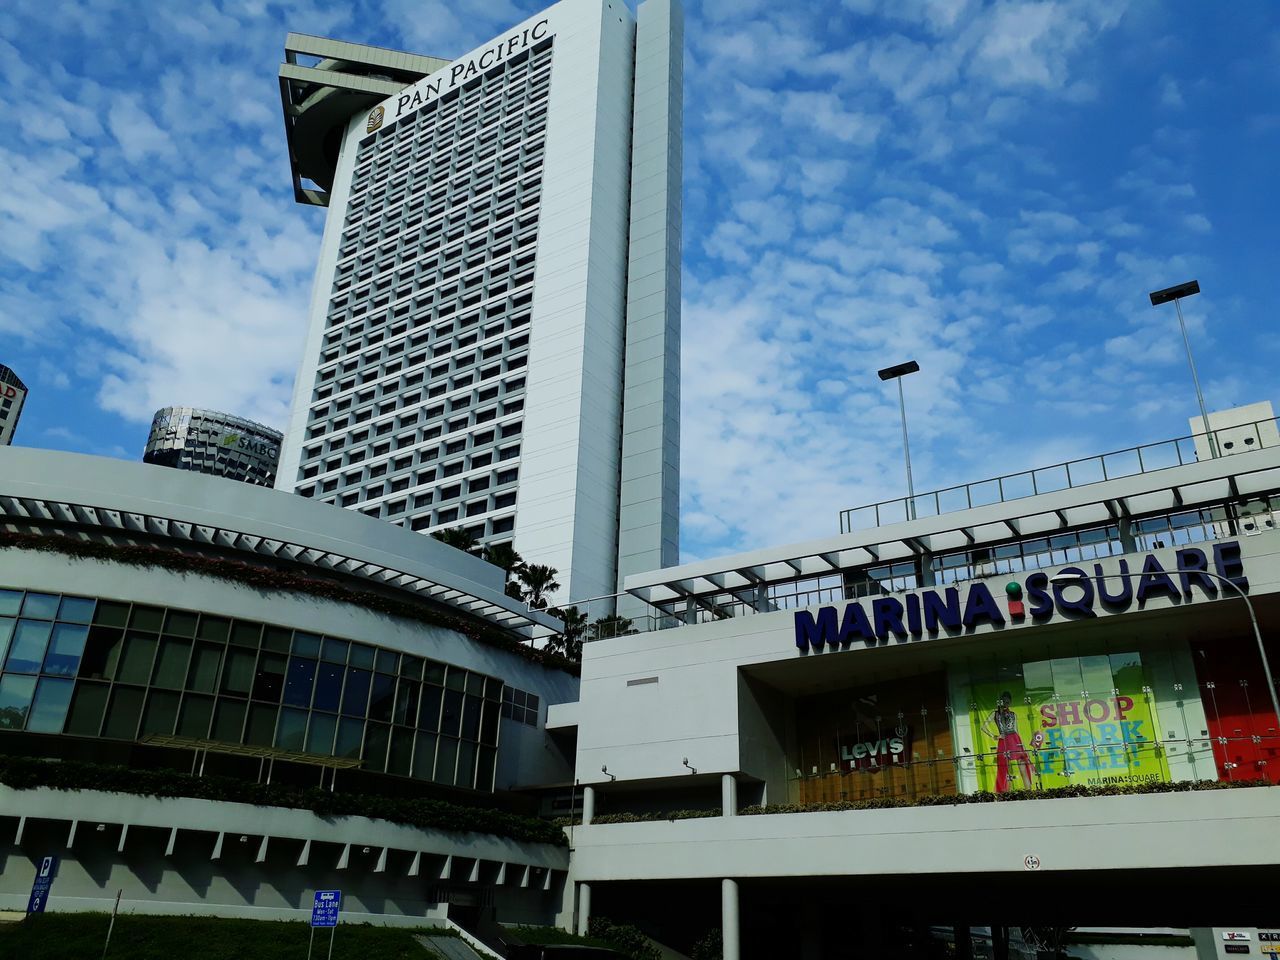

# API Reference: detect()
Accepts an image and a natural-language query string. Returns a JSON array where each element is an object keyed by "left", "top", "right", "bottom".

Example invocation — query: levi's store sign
[{"left": 795, "top": 541, "right": 1249, "bottom": 653}]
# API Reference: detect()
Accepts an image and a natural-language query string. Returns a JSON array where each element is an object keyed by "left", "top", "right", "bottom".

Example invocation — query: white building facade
[{"left": 277, "top": 0, "right": 682, "bottom": 603}]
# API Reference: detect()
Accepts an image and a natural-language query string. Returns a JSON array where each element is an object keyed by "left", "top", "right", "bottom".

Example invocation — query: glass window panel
[
  {"left": 476, "top": 746, "right": 496, "bottom": 792},
  {"left": 129, "top": 606, "right": 165, "bottom": 632},
  {"left": 0, "top": 674, "right": 38, "bottom": 729},
  {"left": 152, "top": 638, "right": 192, "bottom": 689},
  {"left": 102, "top": 687, "right": 146, "bottom": 740},
  {"left": 313, "top": 662, "right": 344, "bottom": 712},
  {"left": 262, "top": 627, "right": 292, "bottom": 653},
  {"left": 461, "top": 694, "right": 482, "bottom": 741},
  {"left": 43, "top": 623, "right": 89, "bottom": 677},
  {"left": 305, "top": 712, "right": 336, "bottom": 754},
  {"left": 93, "top": 602, "right": 129, "bottom": 627},
  {"left": 6, "top": 620, "right": 53, "bottom": 674},
  {"left": 21, "top": 593, "right": 60, "bottom": 620},
  {"left": 0, "top": 617, "right": 14, "bottom": 665},
  {"left": 320, "top": 637, "right": 349, "bottom": 664},
  {"left": 363, "top": 723, "right": 390, "bottom": 772},
  {"left": 369, "top": 673, "right": 395, "bottom": 723},
  {"left": 253, "top": 652, "right": 288, "bottom": 702},
  {"left": 57, "top": 597, "right": 96, "bottom": 624},
  {"left": 245, "top": 704, "right": 278, "bottom": 747},
  {"left": 79, "top": 627, "right": 124, "bottom": 681},
  {"left": 275, "top": 708, "right": 308, "bottom": 752},
  {"left": 27, "top": 678, "right": 74, "bottom": 734},
  {"left": 65, "top": 682, "right": 110, "bottom": 736},
  {"left": 412, "top": 733, "right": 436, "bottom": 779},
  {"left": 465, "top": 673, "right": 484, "bottom": 696},
  {"left": 140, "top": 690, "right": 180, "bottom": 737},
  {"left": 423, "top": 662, "right": 446, "bottom": 685},
  {"left": 455, "top": 740, "right": 477, "bottom": 788},
  {"left": 116, "top": 633, "right": 158, "bottom": 685},
  {"left": 230, "top": 621, "right": 261, "bottom": 648},
  {"left": 211, "top": 698, "right": 247, "bottom": 743},
  {"left": 433, "top": 737, "right": 458, "bottom": 785},
  {"left": 220, "top": 648, "right": 256, "bottom": 696},
  {"left": 484, "top": 677, "right": 502, "bottom": 701},
  {"left": 197, "top": 616, "right": 230, "bottom": 643},
  {"left": 440, "top": 689, "right": 463, "bottom": 737},
  {"left": 375, "top": 649, "right": 398, "bottom": 674},
  {"left": 341, "top": 668, "right": 372, "bottom": 717},
  {"left": 445, "top": 668, "right": 466, "bottom": 692},
  {"left": 292, "top": 632, "right": 321, "bottom": 657},
  {"left": 186, "top": 643, "right": 223, "bottom": 693},
  {"left": 283, "top": 657, "right": 317, "bottom": 707},
  {"left": 0, "top": 589, "right": 21, "bottom": 617},
  {"left": 176, "top": 694, "right": 214, "bottom": 739},
  {"left": 419, "top": 685, "right": 442, "bottom": 733},
  {"left": 480, "top": 699, "right": 499, "bottom": 746},
  {"left": 394, "top": 679, "right": 420, "bottom": 726},
  {"left": 400, "top": 655, "right": 423, "bottom": 680},
  {"left": 334, "top": 717, "right": 364, "bottom": 759},
  {"left": 163, "top": 610, "right": 198, "bottom": 637},
  {"left": 348, "top": 643, "right": 375, "bottom": 669},
  {"left": 387, "top": 727, "right": 414, "bottom": 776}
]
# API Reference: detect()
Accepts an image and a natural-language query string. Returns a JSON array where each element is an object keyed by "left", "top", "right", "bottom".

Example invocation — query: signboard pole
[
  {"left": 101, "top": 889, "right": 122, "bottom": 960},
  {"left": 307, "top": 926, "right": 315, "bottom": 960},
  {"left": 328, "top": 924, "right": 336, "bottom": 960}
]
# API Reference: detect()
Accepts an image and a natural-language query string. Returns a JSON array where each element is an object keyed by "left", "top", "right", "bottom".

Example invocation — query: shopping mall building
[{"left": 559, "top": 409, "right": 1280, "bottom": 958}]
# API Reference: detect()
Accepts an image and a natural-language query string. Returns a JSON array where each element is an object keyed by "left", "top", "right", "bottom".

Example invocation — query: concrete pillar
[
  {"left": 1119, "top": 517, "right": 1137, "bottom": 553},
  {"left": 722, "top": 878, "right": 740, "bottom": 960},
  {"left": 721, "top": 774, "right": 737, "bottom": 816},
  {"left": 583, "top": 785, "right": 596, "bottom": 825},
  {"left": 919, "top": 551, "right": 936, "bottom": 587},
  {"left": 576, "top": 882, "right": 592, "bottom": 937}
]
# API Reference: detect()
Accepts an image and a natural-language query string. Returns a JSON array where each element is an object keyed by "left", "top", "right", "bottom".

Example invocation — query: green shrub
[
  {"left": 587, "top": 917, "right": 662, "bottom": 960},
  {"left": 0, "top": 755, "right": 567, "bottom": 847},
  {"left": 691, "top": 928, "right": 723, "bottom": 960}
]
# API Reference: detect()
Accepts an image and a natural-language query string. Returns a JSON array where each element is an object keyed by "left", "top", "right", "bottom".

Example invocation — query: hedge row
[
  {"left": 0, "top": 756, "right": 568, "bottom": 847},
  {"left": 0, "top": 529, "right": 577, "bottom": 676},
  {"left": 559, "top": 777, "right": 1272, "bottom": 825}
]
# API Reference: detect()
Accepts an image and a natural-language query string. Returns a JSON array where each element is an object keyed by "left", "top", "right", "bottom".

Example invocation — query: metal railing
[{"left": 838, "top": 417, "right": 1280, "bottom": 533}]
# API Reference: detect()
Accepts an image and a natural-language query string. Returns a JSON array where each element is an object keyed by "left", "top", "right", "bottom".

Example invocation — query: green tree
[
  {"left": 516, "top": 563, "right": 560, "bottom": 610},
  {"left": 589, "top": 614, "right": 635, "bottom": 641},
  {"left": 481, "top": 542, "right": 524, "bottom": 575},
  {"left": 430, "top": 527, "right": 479, "bottom": 554},
  {"left": 545, "top": 605, "right": 587, "bottom": 661}
]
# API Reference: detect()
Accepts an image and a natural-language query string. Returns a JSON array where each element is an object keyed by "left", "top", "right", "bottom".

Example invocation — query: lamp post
[
  {"left": 878, "top": 360, "right": 920, "bottom": 520},
  {"left": 1149, "top": 279, "right": 1216, "bottom": 459},
  {"left": 1049, "top": 569, "right": 1280, "bottom": 729}
]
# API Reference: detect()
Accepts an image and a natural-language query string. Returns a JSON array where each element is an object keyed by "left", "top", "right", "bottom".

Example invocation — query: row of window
[{"left": 0, "top": 590, "right": 530, "bottom": 791}]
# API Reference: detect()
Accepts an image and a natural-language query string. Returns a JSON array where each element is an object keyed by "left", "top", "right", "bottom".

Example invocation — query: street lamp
[
  {"left": 1149, "top": 279, "right": 1216, "bottom": 459},
  {"left": 1049, "top": 569, "right": 1280, "bottom": 729},
  {"left": 878, "top": 360, "right": 920, "bottom": 520}
]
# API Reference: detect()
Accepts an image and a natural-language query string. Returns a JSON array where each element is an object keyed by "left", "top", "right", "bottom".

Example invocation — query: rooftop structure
[
  {"left": 0, "top": 363, "right": 28, "bottom": 446},
  {"left": 143, "top": 406, "right": 285, "bottom": 487}
]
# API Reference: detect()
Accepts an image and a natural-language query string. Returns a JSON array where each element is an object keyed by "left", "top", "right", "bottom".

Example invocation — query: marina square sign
[{"left": 794, "top": 541, "right": 1249, "bottom": 653}]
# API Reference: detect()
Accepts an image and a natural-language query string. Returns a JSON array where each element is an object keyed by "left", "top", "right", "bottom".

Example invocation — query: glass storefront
[
  {"left": 787, "top": 627, "right": 1280, "bottom": 804},
  {"left": 0, "top": 587, "right": 503, "bottom": 791}
]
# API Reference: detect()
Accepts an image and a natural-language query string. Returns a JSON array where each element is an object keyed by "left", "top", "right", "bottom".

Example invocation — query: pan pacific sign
[{"left": 794, "top": 542, "right": 1248, "bottom": 653}]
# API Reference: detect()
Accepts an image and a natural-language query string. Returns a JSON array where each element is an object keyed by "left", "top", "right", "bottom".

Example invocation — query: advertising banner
[{"left": 969, "top": 651, "right": 1170, "bottom": 792}]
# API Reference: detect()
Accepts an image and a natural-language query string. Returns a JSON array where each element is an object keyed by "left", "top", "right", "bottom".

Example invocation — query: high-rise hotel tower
[{"left": 276, "top": 0, "right": 681, "bottom": 603}]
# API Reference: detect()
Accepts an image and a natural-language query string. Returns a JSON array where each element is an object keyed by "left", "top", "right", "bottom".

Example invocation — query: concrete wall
[
  {"left": 0, "top": 785, "right": 567, "bottom": 923},
  {"left": 568, "top": 786, "right": 1280, "bottom": 882}
]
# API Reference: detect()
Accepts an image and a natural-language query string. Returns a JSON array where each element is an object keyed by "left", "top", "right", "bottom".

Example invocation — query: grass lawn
[{"left": 0, "top": 913, "right": 442, "bottom": 960}]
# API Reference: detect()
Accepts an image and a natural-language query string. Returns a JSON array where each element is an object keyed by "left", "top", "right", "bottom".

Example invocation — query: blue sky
[{"left": 2, "top": 0, "right": 1279, "bottom": 566}]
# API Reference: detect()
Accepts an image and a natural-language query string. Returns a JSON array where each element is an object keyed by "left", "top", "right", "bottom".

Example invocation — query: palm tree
[
  {"left": 516, "top": 563, "right": 561, "bottom": 610},
  {"left": 481, "top": 542, "right": 524, "bottom": 575},
  {"left": 588, "top": 614, "right": 635, "bottom": 641},
  {"left": 430, "top": 527, "right": 478, "bottom": 554},
  {"left": 546, "top": 604, "right": 587, "bottom": 661}
]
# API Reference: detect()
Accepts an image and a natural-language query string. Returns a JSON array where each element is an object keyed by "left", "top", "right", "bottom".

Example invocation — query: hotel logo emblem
[{"left": 366, "top": 106, "right": 384, "bottom": 134}]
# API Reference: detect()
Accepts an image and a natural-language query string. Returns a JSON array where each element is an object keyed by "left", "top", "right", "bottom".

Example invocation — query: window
[{"left": 501, "top": 686, "right": 539, "bottom": 726}]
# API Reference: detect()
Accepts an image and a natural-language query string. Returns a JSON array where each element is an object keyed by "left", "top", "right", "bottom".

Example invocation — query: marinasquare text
[{"left": 794, "top": 542, "right": 1249, "bottom": 653}]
